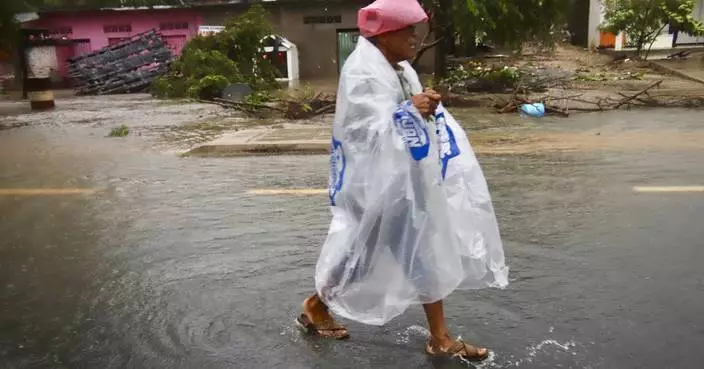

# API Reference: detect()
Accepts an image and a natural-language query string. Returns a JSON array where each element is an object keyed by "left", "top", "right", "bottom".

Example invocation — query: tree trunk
[
  {"left": 433, "top": 0, "right": 451, "bottom": 81},
  {"left": 459, "top": 27, "right": 478, "bottom": 57}
]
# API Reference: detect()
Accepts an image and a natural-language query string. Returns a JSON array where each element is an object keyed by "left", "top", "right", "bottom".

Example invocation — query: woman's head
[
  {"left": 369, "top": 26, "right": 419, "bottom": 63},
  {"left": 357, "top": 0, "right": 427, "bottom": 63}
]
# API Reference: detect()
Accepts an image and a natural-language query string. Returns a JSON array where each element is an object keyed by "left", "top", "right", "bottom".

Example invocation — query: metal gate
[{"left": 337, "top": 30, "right": 360, "bottom": 74}]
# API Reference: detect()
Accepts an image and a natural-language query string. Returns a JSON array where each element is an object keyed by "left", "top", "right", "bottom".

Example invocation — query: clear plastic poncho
[{"left": 316, "top": 37, "right": 509, "bottom": 326}]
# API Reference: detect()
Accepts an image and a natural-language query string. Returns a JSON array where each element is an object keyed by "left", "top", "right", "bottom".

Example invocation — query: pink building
[{"left": 23, "top": 7, "right": 201, "bottom": 80}]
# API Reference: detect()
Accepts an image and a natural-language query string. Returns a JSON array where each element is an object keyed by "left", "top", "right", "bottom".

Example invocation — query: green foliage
[
  {"left": 173, "top": 48, "right": 240, "bottom": 82},
  {"left": 151, "top": 4, "right": 279, "bottom": 99},
  {"left": 188, "top": 75, "right": 231, "bottom": 100},
  {"left": 424, "top": 0, "right": 571, "bottom": 51},
  {"left": 150, "top": 75, "right": 186, "bottom": 98},
  {"left": 244, "top": 90, "right": 273, "bottom": 105},
  {"left": 284, "top": 83, "right": 318, "bottom": 101},
  {"left": 109, "top": 124, "right": 129, "bottom": 137},
  {"left": 218, "top": 5, "right": 280, "bottom": 89},
  {"left": 440, "top": 62, "right": 521, "bottom": 92},
  {"left": 600, "top": 0, "right": 704, "bottom": 58}
]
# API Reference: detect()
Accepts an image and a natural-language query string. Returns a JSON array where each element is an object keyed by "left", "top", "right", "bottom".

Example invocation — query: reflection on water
[{"left": 1, "top": 108, "right": 704, "bottom": 368}]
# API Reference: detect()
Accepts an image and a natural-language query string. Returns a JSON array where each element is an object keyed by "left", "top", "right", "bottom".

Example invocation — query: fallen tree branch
[
  {"left": 613, "top": 80, "right": 662, "bottom": 109},
  {"left": 411, "top": 10, "right": 444, "bottom": 67},
  {"left": 314, "top": 104, "right": 336, "bottom": 115},
  {"left": 211, "top": 98, "right": 286, "bottom": 112}
]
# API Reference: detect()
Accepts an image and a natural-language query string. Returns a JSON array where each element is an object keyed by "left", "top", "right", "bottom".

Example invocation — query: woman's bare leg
[
  {"left": 299, "top": 294, "right": 349, "bottom": 339},
  {"left": 423, "top": 300, "right": 488, "bottom": 358}
]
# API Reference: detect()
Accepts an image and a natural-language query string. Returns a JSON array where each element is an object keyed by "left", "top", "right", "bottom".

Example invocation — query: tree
[
  {"left": 600, "top": 0, "right": 704, "bottom": 59},
  {"left": 418, "top": 0, "right": 571, "bottom": 79},
  {"left": 151, "top": 4, "right": 280, "bottom": 98}
]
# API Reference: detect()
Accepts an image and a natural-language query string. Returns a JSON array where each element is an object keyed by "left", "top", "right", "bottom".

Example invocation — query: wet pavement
[{"left": 1, "top": 103, "right": 704, "bottom": 369}]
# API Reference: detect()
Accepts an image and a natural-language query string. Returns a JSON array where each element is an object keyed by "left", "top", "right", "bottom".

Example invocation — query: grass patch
[{"left": 109, "top": 125, "right": 129, "bottom": 137}]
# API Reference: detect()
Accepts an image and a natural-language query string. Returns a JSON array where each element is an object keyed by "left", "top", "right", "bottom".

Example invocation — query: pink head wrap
[{"left": 357, "top": 0, "right": 429, "bottom": 38}]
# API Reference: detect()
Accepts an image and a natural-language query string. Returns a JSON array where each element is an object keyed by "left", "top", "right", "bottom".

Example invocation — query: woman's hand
[{"left": 411, "top": 89, "right": 442, "bottom": 118}]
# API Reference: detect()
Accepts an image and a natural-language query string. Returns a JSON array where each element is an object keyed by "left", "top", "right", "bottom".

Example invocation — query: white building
[{"left": 588, "top": 0, "right": 704, "bottom": 51}]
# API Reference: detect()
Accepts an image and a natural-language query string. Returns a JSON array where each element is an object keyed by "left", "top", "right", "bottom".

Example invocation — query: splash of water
[
  {"left": 396, "top": 325, "right": 430, "bottom": 344},
  {"left": 506, "top": 339, "right": 577, "bottom": 367}
]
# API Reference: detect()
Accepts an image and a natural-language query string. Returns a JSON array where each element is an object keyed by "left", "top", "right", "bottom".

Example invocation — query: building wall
[
  {"left": 587, "top": 0, "right": 604, "bottom": 50},
  {"left": 588, "top": 0, "right": 704, "bottom": 50},
  {"left": 274, "top": 5, "right": 359, "bottom": 79},
  {"left": 23, "top": 3, "right": 436, "bottom": 83},
  {"left": 200, "top": 3, "right": 435, "bottom": 80},
  {"left": 200, "top": 3, "right": 359, "bottom": 79},
  {"left": 24, "top": 9, "right": 200, "bottom": 55}
]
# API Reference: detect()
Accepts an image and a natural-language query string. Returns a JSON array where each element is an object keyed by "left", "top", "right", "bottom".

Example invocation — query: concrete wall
[
  {"left": 200, "top": 4, "right": 359, "bottom": 79},
  {"left": 587, "top": 0, "right": 604, "bottom": 50},
  {"left": 24, "top": 3, "right": 436, "bottom": 83},
  {"left": 273, "top": 5, "right": 360, "bottom": 79},
  {"left": 200, "top": 3, "right": 435, "bottom": 80},
  {"left": 24, "top": 9, "right": 200, "bottom": 54},
  {"left": 25, "top": 46, "right": 59, "bottom": 79},
  {"left": 589, "top": 0, "right": 704, "bottom": 50}
]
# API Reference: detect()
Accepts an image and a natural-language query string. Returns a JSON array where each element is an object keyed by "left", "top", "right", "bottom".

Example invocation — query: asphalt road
[{"left": 1, "top": 106, "right": 703, "bottom": 369}]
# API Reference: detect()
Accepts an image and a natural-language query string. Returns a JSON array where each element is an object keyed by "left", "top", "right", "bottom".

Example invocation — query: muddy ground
[
  {"left": 1, "top": 44, "right": 702, "bottom": 152},
  {"left": 442, "top": 44, "right": 704, "bottom": 111}
]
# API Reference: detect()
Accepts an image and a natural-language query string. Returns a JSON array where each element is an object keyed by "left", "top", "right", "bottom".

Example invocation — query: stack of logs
[{"left": 68, "top": 30, "right": 173, "bottom": 96}]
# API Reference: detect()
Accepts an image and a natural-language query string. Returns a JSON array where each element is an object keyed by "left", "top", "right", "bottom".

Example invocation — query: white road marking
[
  {"left": 0, "top": 188, "right": 100, "bottom": 196},
  {"left": 246, "top": 188, "right": 328, "bottom": 195},
  {"left": 633, "top": 186, "right": 704, "bottom": 193}
]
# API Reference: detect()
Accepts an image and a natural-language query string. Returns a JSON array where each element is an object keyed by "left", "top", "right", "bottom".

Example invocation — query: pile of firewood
[{"left": 68, "top": 30, "right": 173, "bottom": 95}]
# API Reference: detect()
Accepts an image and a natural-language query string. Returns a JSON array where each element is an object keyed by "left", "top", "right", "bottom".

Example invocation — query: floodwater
[{"left": 1, "top": 101, "right": 703, "bottom": 368}]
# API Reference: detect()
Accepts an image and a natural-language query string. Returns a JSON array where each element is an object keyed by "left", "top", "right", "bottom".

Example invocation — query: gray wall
[{"left": 199, "top": 3, "right": 435, "bottom": 80}]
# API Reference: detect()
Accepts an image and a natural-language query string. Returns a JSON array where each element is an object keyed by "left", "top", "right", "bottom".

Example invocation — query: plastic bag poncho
[{"left": 316, "top": 37, "right": 509, "bottom": 326}]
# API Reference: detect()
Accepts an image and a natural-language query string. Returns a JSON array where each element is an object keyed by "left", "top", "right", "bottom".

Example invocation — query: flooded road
[{"left": 1, "top": 103, "right": 703, "bottom": 368}]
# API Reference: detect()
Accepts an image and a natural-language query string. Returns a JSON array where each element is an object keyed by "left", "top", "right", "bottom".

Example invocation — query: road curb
[
  {"left": 183, "top": 141, "right": 330, "bottom": 157},
  {"left": 648, "top": 60, "right": 704, "bottom": 86}
]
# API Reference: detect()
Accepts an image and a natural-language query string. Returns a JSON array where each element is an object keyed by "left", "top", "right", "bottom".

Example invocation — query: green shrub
[
  {"left": 151, "top": 76, "right": 189, "bottom": 98},
  {"left": 150, "top": 4, "right": 280, "bottom": 99},
  {"left": 188, "top": 75, "right": 231, "bottom": 100},
  {"left": 440, "top": 63, "right": 521, "bottom": 92}
]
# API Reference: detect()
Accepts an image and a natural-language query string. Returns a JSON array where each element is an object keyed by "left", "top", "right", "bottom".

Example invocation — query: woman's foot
[
  {"left": 425, "top": 334, "right": 489, "bottom": 361},
  {"left": 296, "top": 295, "right": 349, "bottom": 340}
]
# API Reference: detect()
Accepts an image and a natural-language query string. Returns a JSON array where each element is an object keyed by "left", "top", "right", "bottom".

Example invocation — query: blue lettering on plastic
[
  {"left": 435, "top": 112, "right": 460, "bottom": 179},
  {"left": 329, "top": 136, "right": 346, "bottom": 206},
  {"left": 393, "top": 102, "right": 430, "bottom": 161}
]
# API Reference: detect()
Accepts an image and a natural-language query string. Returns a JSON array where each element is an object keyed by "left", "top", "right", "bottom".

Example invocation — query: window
[
  {"left": 159, "top": 22, "right": 189, "bottom": 31},
  {"left": 108, "top": 37, "right": 130, "bottom": 46},
  {"left": 103, "top": 24, "right": 132, "bottom": 33},
  {"left": 303, "top": 15, "right": 342, "bottom": 24},
  {"left": 49, "top": 27, "right": 73, "bottom": 36}
]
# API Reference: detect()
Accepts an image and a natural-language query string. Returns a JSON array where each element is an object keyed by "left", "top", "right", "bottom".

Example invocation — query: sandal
[
  {"left": 425, "top": 338, "right": 490, "bottom": 361},
  {"left": 295, "top": 313, "right": 350, "bottom": 340}
]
